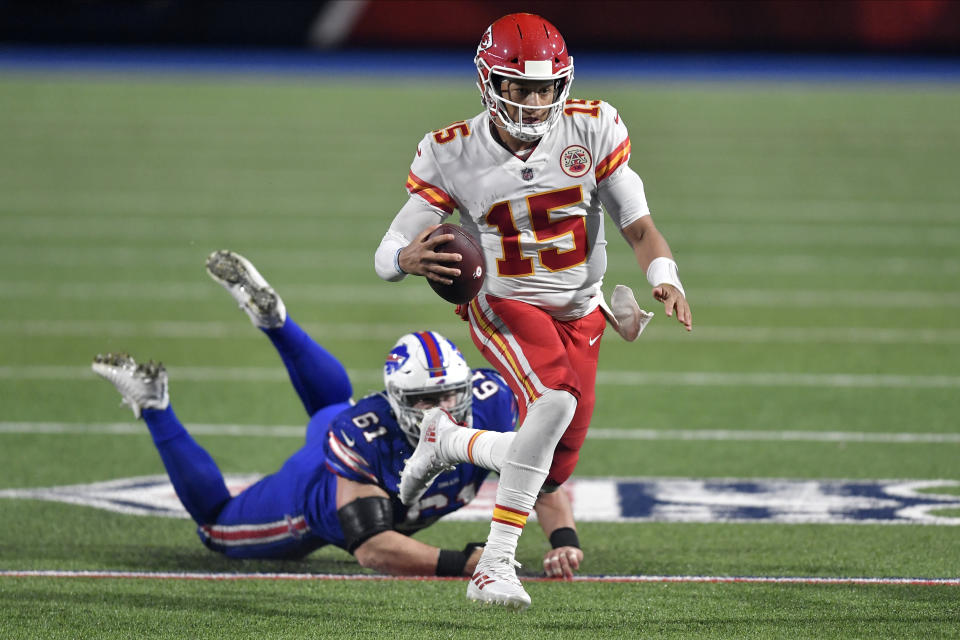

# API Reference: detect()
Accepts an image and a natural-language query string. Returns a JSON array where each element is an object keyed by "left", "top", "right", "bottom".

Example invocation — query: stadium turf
[{"left": 1, "top": 65, "right": 958, "bottom": 638}]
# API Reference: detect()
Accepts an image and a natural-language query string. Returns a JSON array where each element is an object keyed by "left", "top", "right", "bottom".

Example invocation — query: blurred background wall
[{"left": 2, "top": 0, "right": 958, "bottom": 55}]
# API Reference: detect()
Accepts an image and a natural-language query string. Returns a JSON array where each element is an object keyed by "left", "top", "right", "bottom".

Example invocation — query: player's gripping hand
[
  {"left": 653, "top": 283, "right": 692, "bottom": 332},
  {"left": 543, "top": 546, "right": 583, "bottom": 580},
  {"left": 397, "top": 224, "right": 461, "bottom": 285}
]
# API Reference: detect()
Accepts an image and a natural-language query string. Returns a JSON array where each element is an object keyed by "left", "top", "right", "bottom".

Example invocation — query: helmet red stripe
[{"left": 415, "top": 331, "right": 446, "bottom": 377}]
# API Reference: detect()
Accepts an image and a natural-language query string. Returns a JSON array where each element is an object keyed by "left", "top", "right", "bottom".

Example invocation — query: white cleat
[
  {"left": 466, "top": 554, "right": 531, "bottom": 611},
  {"left": 205, "top": 250, "right": 286, "bottom": 329},
  {"left": 92, "top": 352, "right": 169, "bottom": 419},
  {"left": 398, "top": 407, "right": 457, "bottom": 506}
]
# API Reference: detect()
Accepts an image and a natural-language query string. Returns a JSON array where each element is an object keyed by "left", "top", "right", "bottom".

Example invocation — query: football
[{"left": 426, "top": 223, "right": 486, "bottom": 304}]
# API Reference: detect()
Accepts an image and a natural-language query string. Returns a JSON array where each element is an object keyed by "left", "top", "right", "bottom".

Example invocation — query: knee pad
[
  {"left": 524, "top": 389, "right": 577, "bottom": 441},
  {"left": 509, "top": 389, "right": 578, "bottom": 473}
]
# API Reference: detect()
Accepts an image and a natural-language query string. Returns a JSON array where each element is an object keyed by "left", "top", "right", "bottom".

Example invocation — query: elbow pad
[{"left": 337, "top": 496, "right": 394, "bottom": 553}]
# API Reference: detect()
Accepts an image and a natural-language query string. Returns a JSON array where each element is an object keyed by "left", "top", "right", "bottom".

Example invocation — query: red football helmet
[{"left": 474, "top": 13, "right": 574, "bottom": 142}]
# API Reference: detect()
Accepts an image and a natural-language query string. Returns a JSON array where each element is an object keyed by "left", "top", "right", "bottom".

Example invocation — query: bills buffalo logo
[
  {"left": 5, "top": 477, "right": 960, "bottom": 525},
  {"left": 560, "top": 145, "right": 592, "bottom": 178},
  {"left": 477, "top": 26, "right": 493, "bottom": 53},
  {"left": 385, "top": 344, "right": 410, "bottom": 373},
  {"left": 448, "top": 478, "right": 960, "bottom": 525}
]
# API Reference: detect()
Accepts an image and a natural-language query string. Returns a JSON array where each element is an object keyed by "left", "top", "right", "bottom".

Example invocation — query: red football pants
[{"left": 466, "top": 293, "right": 605, "bottom": 486}]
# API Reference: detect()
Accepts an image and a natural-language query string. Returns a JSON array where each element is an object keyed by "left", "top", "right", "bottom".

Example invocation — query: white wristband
[
  {"left": 646, "top": 256, "right": 685, "bottom": 298},
  {"left": 375, "top": 229, "right": 410, "bottom": 282},
  {"left": 394, "top": 247, "right": 407, "bottom": 275}
]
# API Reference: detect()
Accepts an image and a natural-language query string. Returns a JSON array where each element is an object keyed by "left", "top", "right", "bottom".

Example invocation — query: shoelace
[
  {"left": 412, "top": 446, "right": 454, "bottom": 475},
  {"left": 427, "top": 458, "right": 456, "bottom": 474},
  {"left": 401, "top": 455, "right": 452, "bottom": 489},
  {"left": 482, "top": 557, "right": 524, "bottom": 586}
]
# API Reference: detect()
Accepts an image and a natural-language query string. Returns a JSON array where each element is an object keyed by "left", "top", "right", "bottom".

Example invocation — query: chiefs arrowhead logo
[{"left": 477, "top": 26, "right": 493, "bottom": 53}]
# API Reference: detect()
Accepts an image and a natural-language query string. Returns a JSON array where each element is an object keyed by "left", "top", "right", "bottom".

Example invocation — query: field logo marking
[
  {"left": 3, "top": 476, "right": 960, "bottom": 526},
  {"left": 0, "top": 475, "right": 260, "bottom": 519},
  {"left": 589, "top": 478, "right": 960, "bottom": 525}
]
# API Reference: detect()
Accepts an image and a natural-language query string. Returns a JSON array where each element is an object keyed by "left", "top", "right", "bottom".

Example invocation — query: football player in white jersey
[{"left": 375, "top": 12, "right": 692, "bottom": 610}]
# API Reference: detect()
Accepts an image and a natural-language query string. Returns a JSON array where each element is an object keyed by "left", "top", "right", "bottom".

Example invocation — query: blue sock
[
  {"left": 262, "top": 316, "right": 353, "bottom": 416},
  {"left": 142, "top": 406, "right": 231, "bottom": 525}
]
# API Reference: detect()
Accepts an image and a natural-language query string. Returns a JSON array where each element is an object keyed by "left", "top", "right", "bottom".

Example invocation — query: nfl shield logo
[{"left": 521, "top": 168, "right": 534, "bottom": 181}]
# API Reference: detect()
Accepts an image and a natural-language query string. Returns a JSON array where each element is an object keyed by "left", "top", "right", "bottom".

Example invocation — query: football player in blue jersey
[{"left": 91, "top": 250, "right": 582, "bottom": 579}]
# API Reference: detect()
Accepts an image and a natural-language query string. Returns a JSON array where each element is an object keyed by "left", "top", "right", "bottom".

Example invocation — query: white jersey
[{"left": 405, "top": 100, "right": 650, "bottom": 320}]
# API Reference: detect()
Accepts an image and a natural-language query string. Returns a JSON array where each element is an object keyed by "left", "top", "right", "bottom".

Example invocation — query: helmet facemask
[
  {"left": 383, "top": 331, "right": 473, "bottom": 446},
  {"left": 386, "top": 382, "right": 472, "bottom": 445},
  {"left": 479, "top": 71, "right": 572, "bottom": 142}
]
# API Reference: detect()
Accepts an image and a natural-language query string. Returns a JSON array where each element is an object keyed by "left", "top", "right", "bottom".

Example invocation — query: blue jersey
[{"left": 306, "top": 368, "right": 516, "bottom": 548}]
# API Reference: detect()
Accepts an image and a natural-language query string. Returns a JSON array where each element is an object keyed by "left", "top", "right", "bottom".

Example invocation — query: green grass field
[{"left": 1, "top": 69, "right": 959, "bottom": 638}]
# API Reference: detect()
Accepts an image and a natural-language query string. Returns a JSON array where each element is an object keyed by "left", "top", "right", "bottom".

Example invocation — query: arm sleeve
[
  {"left": 599, "top": 166, "right": 651, "bottom": 230},
  {"left": 373, "top": 197, "right": 445, "bottom": 282},
  {"left": 592, "top": 102, "right": 651, "bottom": 230}
]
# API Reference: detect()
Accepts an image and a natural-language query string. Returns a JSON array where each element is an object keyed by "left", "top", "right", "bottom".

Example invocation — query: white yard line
[
  {"left": 0, "top": 422, "right": 305, "bottom": 437},
  {"left": 0, "top": 320, "right": 463, "bottom": 340},
  {"left": 2, "top": 320, "right": 959, "bottom": 344},
  {"left": 0, "top": 569, "right": 956, "bottom": 586},
  {"left": 585, "top": 429, "right": 960, "bottom": 444},
  {"left": 3, "top": 365, "right": 960, "bottom": 388},
  {"left": 594, "top": 371, "right": 960, "bottom": 389},
  {"left": 2, "top": 281, "right": 960, "bottom": 307},
  {"left": 2, "top": 421, "right": 958, "bottom": 444}
]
